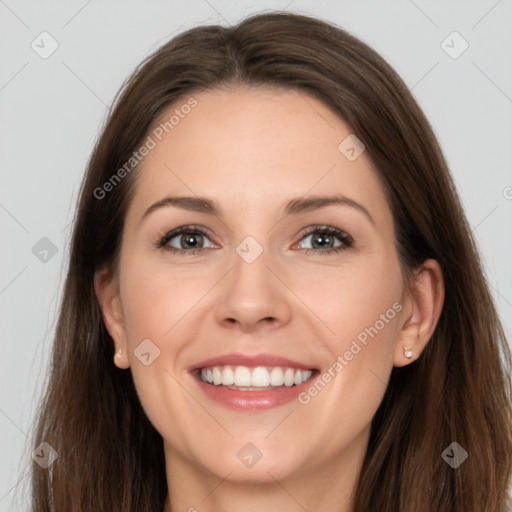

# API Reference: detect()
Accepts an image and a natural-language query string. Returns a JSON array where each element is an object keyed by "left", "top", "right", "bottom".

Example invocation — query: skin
[{"left": 95, "top": 85, "right": 444, "bottom": 512}]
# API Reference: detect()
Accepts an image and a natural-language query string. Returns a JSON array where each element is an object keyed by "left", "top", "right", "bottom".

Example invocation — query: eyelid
[
  {"left": 156, "top": 224, "right": 216, "bottom": 250},
  {"left": 293, "top": 225, "right": 353, "bottom": 253},
  {"left": 156, "top": 224, "right": 353, "bottom": 254}
]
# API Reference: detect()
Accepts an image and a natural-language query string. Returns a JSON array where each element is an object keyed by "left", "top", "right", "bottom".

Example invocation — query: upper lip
[{"left": 190, "top": 353, "right": 317, "bottom": 372}]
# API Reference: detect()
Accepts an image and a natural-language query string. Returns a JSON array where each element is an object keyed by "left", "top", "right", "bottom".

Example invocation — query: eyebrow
[{"left": 140, "top": 194, "right": 375, "bottom": 226}]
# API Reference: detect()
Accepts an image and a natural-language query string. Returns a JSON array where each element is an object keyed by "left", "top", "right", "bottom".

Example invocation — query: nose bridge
[{"left": 214, "top": 232, "right": 291, "bottom": 330}]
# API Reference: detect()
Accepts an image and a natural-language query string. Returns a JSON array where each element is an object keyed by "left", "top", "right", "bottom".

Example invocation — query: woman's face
[{"left": 97, "top": 86, "right": 434, "bottom": 490}]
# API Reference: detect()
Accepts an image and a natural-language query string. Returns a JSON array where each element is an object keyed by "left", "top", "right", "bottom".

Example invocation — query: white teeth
[
  {"left": 234, "top": 366, "right": 251, "bottom": 386},
  {"left": 212, "top": 367, "right": 222, "bottom": 385},
  {"left": 284, "top": 368, "right": 295, "bottom": 387},
  {"left": 199, "top": 365, "right": 314, "bottom": 388},
  {"left": 269, "top": 367, "right": 284, "bottom": 386},
  {"left": 251, "top": 367, "right": 269, "bottom": 387},
  {"left": 221, "top": 367, "right": 234, "bottom": 386}
]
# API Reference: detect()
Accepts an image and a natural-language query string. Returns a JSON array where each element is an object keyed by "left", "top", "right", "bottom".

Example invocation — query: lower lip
[{"left": 192, "top": 371, "right": 317, "bottom": 411}]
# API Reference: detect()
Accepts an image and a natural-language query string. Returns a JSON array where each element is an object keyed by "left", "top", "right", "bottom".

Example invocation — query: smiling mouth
[{"left": 195, "top": 365, "right": 318, "bottom": 390}]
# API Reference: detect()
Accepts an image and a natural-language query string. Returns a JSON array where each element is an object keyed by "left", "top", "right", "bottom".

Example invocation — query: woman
[{"left": 28, "top": 11, "right": 511, "bottom": 512}]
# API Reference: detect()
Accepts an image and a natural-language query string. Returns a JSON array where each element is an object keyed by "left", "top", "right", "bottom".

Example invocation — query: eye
[
  {"left": 155, "top": 224, "right": 353, "bottom": 256},
  {"left": 295, "top": 226, "right": 353, "bottom": 255},
  {"left": 156, "top": 225, "right": 215, "bottom": 254}
]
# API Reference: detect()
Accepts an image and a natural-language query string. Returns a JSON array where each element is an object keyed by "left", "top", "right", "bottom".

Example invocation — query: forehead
[{"left": 126, "top": 86, "right": 392, "bottom": 231}]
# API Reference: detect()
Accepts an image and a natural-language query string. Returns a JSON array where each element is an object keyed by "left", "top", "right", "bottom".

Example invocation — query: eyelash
[{"left": 155, "top": 224, "right": 354, "bottom": 256}]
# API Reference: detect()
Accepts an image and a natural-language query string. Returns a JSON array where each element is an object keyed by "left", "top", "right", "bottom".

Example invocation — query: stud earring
[
  {"left": 114, "top": 349, "right": 122, "bottom": 364},
  {"left": 403, "top": 346, "right": 413, "bottom": 359}
]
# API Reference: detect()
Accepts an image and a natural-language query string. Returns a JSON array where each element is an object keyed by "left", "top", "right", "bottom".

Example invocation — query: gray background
[{"left": 1, "top": 1, "right": 511, "bottom": 509}]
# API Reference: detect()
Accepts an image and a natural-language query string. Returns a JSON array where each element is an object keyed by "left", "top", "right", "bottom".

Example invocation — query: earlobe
[
  {"left": 393, "top": 259, "right": 445, "bottom": 367},
  {"left": 94, "top": 266, "right": 130, "bottom": 369}
]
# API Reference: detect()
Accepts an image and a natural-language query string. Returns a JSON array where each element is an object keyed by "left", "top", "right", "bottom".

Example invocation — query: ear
[
  {"left": 94, "top": 266, "right": 130, "bottom": 369},
  {"left": 393, "top": 259, "right": 445, "bottom": 367}
]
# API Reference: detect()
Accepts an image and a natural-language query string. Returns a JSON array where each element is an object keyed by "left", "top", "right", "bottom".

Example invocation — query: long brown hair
[{"left": 24, "top": 11, "right": 511, "bottom": 511}]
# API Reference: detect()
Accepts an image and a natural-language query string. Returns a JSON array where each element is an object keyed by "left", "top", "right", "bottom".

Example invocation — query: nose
[{"left": 214, "top": 245, "right": 292, "bottom": 333}]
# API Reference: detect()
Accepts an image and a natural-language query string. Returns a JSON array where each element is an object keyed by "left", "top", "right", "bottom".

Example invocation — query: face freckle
[{"left": 112, "top": 85, "right": 409, "bottom": 490}]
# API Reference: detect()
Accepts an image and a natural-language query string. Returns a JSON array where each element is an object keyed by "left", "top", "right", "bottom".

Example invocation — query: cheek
[
  {"left": 121, "top": 279, "right": 167, "bottom": 342},
  {"left": 117, "top": 257, "right": 199, "bottom": 440},
  {"left": 296, "top": 270, "right": 402, "bottom": 448},
  {"left": 298, "top": 256, "right": 402, "bottom": 418},
  {"left": 299, "top": 254, "right": 403, "bottom": 356},
  {"left": 120, "top": 253, "right": 199, "bottom": 341}
]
